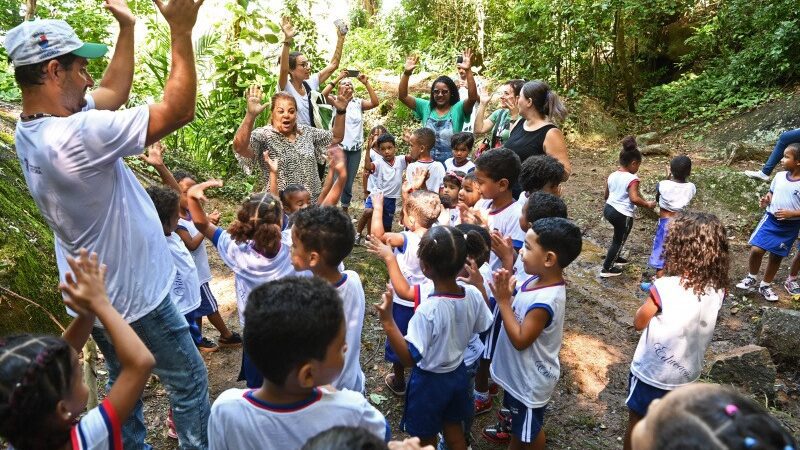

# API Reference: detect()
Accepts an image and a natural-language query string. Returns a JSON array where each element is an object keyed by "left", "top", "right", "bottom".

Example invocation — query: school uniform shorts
[
  {"left": 402, "top": 363, "right": 471, "bottom": 438},
  {"left": 625, "top": 372, "right": 670, "bottom": 417},
  {"left": 749, "top": 213, "right": 800, "bottom": 258},
  {"left": 503, "top": 391, "right": 546, "bottom": 443}
]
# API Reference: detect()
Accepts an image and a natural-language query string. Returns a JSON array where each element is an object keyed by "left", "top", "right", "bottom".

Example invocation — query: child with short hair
[
  {"left": 458, "top": 172, "right": 481, "bottom": 208},
  {"left": 623, "top": 212, "right": 729, "bottom": 450},
  {"left": 407, "top": 127, "right": 447, "bottom": 192},
  {"left": 648, "top": 155, "right": 696, "bottom": 277},
  {"left": 601, "top": 136, "right": 656, "bottom": 278},
  {"left": 736, "top": 143, "right": 800, "bottom": 301},
  {"left": 444, "top": 132, "right": 476, "bottom": 174},
  {"left": 438, "top": 170, "right": 465, "bottom": 226},
  {"left": 516, "top": 154, "right": 565, "bottom": 209},
  {"left": 486, "top": 217, "right": 583, "bottom": 449},
  {"left": 356, "top": 125, "right": 389, "bottom": 243},
  {"left": 375, "top": 226, "right": 494, "bottom": 449},
  {"left": 362, "top": 133, "right": 414, "bottom": 234},
  {"left": 630, "top": 383, "right": 797, "bottom": 450},
  {"left": 0, "top": 249, "right": 155, "bottom": 450},
  {"left": 187, "top": 181, "right": 298, "bottom": 388},
  {"left": 371, "top": 189, "right": 443, "bottom": 395},
  {"left": 291, "top": 206, "right": 366, "bottom": 393},
  {"left": 208, "top": 277, "right": 388, "bottom": 450}
]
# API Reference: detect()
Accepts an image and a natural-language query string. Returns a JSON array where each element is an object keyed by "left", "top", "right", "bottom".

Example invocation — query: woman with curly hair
[
  {"left": 623, "top": 211, "right": 730, "bottom": 450},
  {"left": 398, "top": 51, "right": 479, "bottom": 163}
]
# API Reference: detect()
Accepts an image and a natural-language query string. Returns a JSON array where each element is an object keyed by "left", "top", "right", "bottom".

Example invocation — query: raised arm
[
  {"left": 146, "top": 0, "right": 203, "bottom": 146},
  {"left": 317, "top": 25, "right": 345, "bottom": 84},
  {"left": 233, "top": 85, "right": 270, "bottom": 159},
  {"left": 141, "top": 142, "right": 180, "bottom": 192},
  {"left": 398, "top": 55, "right": 418, "bottom": 110},
  {"left": 472, "top": 85, "right": 495, "bottom": 134},
  {"left": 366, "top": 235, "right": 415, "bottom": 301},
  {"left": 459, "top": 49, "right": 478, "bottom": 116},
  {"left": 90, "top": 0, "right": 136, "bottom": 110},
  {"left": 359, "top": 74, "right": 380, "bottom": 110},
  {"left": 263, "top": 151, "right": 280, "bottom": 197},
  {"left": 369, "top": 193, "right": 405, "bottom": 247},
  {"left": 278, "top": 17, "right": 296, "bottom": 91},
  {"left": 319, "top": 146, "right": 347, "bottom": 206},
  {"left": 328, "top": 88, "right": 353, "bottom": 144},
  {"left": 187, "top": 180, "right": 224, "bottom": 239},
  {"left": 321, "top": 70, "right": 347, "bottom": 98}
]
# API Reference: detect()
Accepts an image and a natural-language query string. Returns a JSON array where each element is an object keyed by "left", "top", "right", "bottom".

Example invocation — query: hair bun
[{"left": 621, "top": 136, "right": 638, "bottom": 153}]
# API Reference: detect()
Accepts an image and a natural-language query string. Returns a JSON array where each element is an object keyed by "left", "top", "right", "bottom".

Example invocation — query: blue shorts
[
  {"left": 183, "top": 309, "right": 202, "bottom": 345},
  {"left": 194, "top": 282, "right": 219, "bottom": 316},
  {"left": 625, "top": 372, "right": 670, "bottom": 417},
  {"left": 481, "top": 303, "right": 503, "bottom": 360},
  {"left": 238, "top": 348, "right": 264, "bottom": 389},
  {"left": 648, "top": 218, "right": 670, "bottom": 269},
  {"left": 503, "top": 391, "right": 545, "bottom": 443},
  {"left": 402, "top": 363, "right": 471, "bottom": 438},
  {"left": 749, "top": 213, "right": 800, "bottom": 258},
  {"left": 385, "top": 302, "right": 414, "bottom": 364},
  {"left": 365, "top": 196, "right": 397, "bottom": 232}
]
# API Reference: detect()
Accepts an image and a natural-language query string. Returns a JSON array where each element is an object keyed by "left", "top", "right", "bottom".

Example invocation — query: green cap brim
[{"left": 71, "top": 42, "right": 108, "bottom": 59}]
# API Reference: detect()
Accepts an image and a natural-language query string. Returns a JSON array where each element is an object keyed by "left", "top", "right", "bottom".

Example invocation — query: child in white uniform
[
  {"left": 444, "top": 132, "right": 477, "bottom": 174},
  {"left": 648, "top": 155, "right": 696, "bottom": 277},
  {"left": 356, "top": 125, "right": 388, "bottom": 243},
  {"left": 407, "top": 128, "right": 447, "bottom": 192}
]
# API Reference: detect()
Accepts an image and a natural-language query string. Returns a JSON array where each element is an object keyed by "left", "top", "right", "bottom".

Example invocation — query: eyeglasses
[
  {"left": 298, "top": 61, "right": 310, "bottom": 68},
  {"left": 433, "top": 89, "right": 450, "bottom": 95}
]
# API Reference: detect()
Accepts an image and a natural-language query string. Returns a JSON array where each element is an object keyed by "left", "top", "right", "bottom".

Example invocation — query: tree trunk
[
  {"left": 83, "top": 339, "right": 98, "bottom": 410},
  {"left": 614, "top": 9, "right": 636, "bottom": 112}
]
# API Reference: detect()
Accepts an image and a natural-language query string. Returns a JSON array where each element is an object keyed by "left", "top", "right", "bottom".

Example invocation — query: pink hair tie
[{"left": 724, "top": 404, "right": 739, "bottom": 417}]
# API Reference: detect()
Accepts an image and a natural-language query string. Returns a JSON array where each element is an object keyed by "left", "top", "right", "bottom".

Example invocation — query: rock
[
  {"left": 724, "top": 141, "right": 772, "bottom": 165},
  {"left": 759, "top": 308, "right": 800, "bottom": 364},
  {"left": 636, "top": 131, "right": 659, "bottom": 145},
  {"left": 707, "top": 345, "right": 776, "bottom": 399},
  {"left": 640, "top": 144, "right": 670, "bottom": 156}
]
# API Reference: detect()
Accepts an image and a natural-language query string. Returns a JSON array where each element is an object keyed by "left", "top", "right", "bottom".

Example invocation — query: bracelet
[
  {"left": 403, "top": 70, "right": 413, "bottom": 76},
  {"left": 283, "top": 40, "right": 291, "bottom": 45},
  {"left": 336, "top": 109, "right": 346, "bottom": 115},
  {"left": 329, "top": 82, "right": 337, "bottom": 88}
]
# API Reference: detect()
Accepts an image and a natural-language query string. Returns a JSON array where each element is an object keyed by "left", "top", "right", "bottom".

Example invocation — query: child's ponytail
[
  {"left": 229, "top": 193, "right": 283, "bottom": 249},
  {"left": 418, "top": 226, "right": 467, "bottom": 278},
  {"left": 456, "top": 224, "right": 491, "bottom": 267},
  {"left": 619, "top": 135, "right": 642, "bottom": 166}
]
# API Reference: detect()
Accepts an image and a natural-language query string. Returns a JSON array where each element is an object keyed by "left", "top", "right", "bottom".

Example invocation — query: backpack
[{"left": 303, "top": 80, "right": 334, "bottom": 130}]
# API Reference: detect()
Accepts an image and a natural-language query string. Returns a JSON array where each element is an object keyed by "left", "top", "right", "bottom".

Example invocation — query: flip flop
[{"left": 384, "top": 373, "right": 406, "bottom": 396}]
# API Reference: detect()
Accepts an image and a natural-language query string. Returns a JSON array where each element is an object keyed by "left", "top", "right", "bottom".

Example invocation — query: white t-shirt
[
  {"left": 407, "top": 160, "right": 446, "bottom": 192},
  {"left": 342, "top": 98, "right": 364, "bottom": 149},
  {"left": 166, "top": 232, "right": 202, "bottom": 315},
  {"left": 458, "top": 76, "right": 483, "bottom": 132},
  {"left": 393, "top": 231, "right": 425, "bottom": 308},
  {"left": 177, "top": 217, "right": 212, "bottom": 284},
  {"left": 463, "top": 263, "right": 493, "bottom": 367},
  {"left": 435, "top": 207, "right": 461, "bottom": 227},
  {"left": 490, "top": 278, "right": 566, "bottom": 408},
  {"left": 475, "top": 199, "right": 526, "bottom": 271},
  {"left": 630, "top": 276, "right": 724, "bottom": 390},
  {"left": 372, "top": 156, "right": 408, "bottom": 199},
  {"left": 406, "top": 283, "right": 493, "bottom": 373},
  {"left": 366, "top": 149, "right": 379, "bottom": 193},
  {"left": 68, "top": 398, "right": 122, "bottom": 450},
  {"left": 212, "top": 228, "right": 299, "bottom": 325},
  {"left": 606, "top": 170, "right": 640, "bottom": 217},
  {"left": 767, "top": 171, "right": 800, "bottom": 219},
  {"left": 280, "top": 74, "right": 320, "bottom": 127},
  {"left": 208, "top": 387, "right": 387, "bottom": 450},
  {"left": 16, "top": 95, "right": 175, "bottom": 323},
  {"left": 333, "top": 271, "right": 366, "bottom": 393},
  {"left": 657, "top": 180, "right": 696, "bottom": 212},
  {"left": 444, "top": 157, "right": 475, "bottom": 174}
]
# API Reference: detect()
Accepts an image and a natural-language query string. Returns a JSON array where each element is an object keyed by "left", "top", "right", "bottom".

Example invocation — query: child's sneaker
[
  {"left": 614, "top": 256, "right": 630, "bottom": 266},
  {"left": 474, "top": 395, "right": 493, "bottom": 415},
  {"left": 384, "top": 373, "right": 406, "bottom": 396},
  {"left": 218, "top": 332, "right": 242, "bottom": 347},
  {"left": 599, "top": 266, "right": 623, "bottom": 278},
  {"left": 196, "top": 337, "right": 218, "bottom": 353},
  {"left": 736, "top": 275, "right": 757, "bottom": 291},
  {"left": 488, "top": 381, "right": 500, "bottom": 397},
  {"left": 784, "top": 278, "right": 800, "bottom": 295},
  {"left": 759, "top": 285, "right": 779, "bottom": 302},
  {"left": 482, "top": 419, "right": 512, "bottom": 444}
]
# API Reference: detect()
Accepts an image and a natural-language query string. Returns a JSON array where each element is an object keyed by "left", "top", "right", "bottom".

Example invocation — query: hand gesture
[
  {"left": 478, "top": 84, "right": 491, "bottom": 104},
  {"left": 760, "top": 192, "right": 772, "bottom": 209},
  {"left": 357, "top": 73, "right": 368, "bottom": 84},
  {"left": 365, "top": 234, "right": 394, "bottom": 261},
  {"left": 328, "top": 145, "right": 346, "bottom": 176},
  {"left": 459, "top": 205, "right": 487, "bottom": 227},
  {"left": 59, "top": 249, "right": 109, "bottom": 317},
  {"left": 245, "top": 85, "right": 269, "bottom": 117},
  {"left": 370, "top": 191, "right": 384, "bottom": 208},
  {"left": 153, "top": 0, "right": 204, "bottom": 35},
  {"left": 104, "top": 0, "right": 136, "bottom": 27},
  {"left": 457, "top": 257, "right": 484, "bottom": 288},
  {"left": 330, "top": 88, "right": 353, "bottom": 111},
  {"left": 490, "top": 231, "right": 514, "bottom": 268},
  {"left": 140, "top": 141, "right": 165, "bottom": 167},
  {"left": 408, "top": 166, "right": 429, "bottom": 190},
  {"left": 489, "top": 268, "right": 516, "bottom": 306},
  {"left": 280, "top": 16, "right": 297, "bottom": 39},
  {"left": 404, "top": 55, "right": 419, "bottom": 74},
  {"left": 402, "top": 129, "right": 413, "bottom": 144},
  {"left": 647, "top": 200, "right": 657, "bottom": 209},
  {"left": 208, "top": 210, "right": 221, "bottom": 225},
  {"left": 263, "top": 151, "right": 279, "bottom": 174},
  {"left": 187, "top": 179, "right": 223, "bottom": 202},
  {"left": 776, "top": 209, "right": 795, "bottom": 220},
  {"left": 457, "top": 49, "right": 472, "bottom": 71},
  {"left": 374, "top": 284, "right": 395, "bottom": 323}
]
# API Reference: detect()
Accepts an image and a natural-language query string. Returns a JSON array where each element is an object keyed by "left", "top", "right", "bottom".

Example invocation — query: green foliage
[
  {"left": 283, "top": 0, "right": 324, "bottom": 70},
  {"left": 341, "top": 24, "right": 399, "bottom": 71},
  {"left": 0, "top": 48, "right": 20, "bottom": 102}
]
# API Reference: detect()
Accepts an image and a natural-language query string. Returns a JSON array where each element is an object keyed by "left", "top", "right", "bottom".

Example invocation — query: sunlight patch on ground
[{"left": 561, "top": 331, "right": 624, "bottom": 398}]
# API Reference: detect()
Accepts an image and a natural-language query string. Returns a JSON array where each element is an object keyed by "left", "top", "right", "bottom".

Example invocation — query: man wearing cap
[{"left": 5, "top": 0, "right": 208, "bottom": 448}]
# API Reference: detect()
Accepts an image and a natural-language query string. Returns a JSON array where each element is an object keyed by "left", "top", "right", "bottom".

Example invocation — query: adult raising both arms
[{"left": 5, "top": 0, "right": 210, "bottom": 447}]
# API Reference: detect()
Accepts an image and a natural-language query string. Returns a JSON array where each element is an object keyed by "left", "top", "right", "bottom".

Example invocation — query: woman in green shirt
[
  {"left": 472, "top": 79, "right": 525, "bottom": 152},
  {"left": 397, "top": 51, "right": 479, "bottom": 163}
]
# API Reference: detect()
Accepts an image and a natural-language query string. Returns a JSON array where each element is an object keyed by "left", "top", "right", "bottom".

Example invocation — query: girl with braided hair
[
  {"left": 0, "top": 249, "right": 154, "bottom": 450},
  {"left": 631, "top": 383, "right": 797, "bottom": 450},
  {"left": 186, "top": 181, "right": 300, "bottom": 389}
]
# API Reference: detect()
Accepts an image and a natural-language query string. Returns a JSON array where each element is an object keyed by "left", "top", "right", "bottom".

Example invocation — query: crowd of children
[{"left": 2, "top": 126, "right": 798, "bottom": 450}]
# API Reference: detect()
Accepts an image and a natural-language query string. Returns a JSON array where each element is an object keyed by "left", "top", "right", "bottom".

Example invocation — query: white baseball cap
[{"left": 4, "top": 19, "right": 108, "bottom": 67}]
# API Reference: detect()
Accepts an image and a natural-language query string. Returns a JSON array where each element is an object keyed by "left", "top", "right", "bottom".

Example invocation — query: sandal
[
  {"left": 384, "top": 373, "right": 406, "bottom": 396},
  {"left": 482, "top": 419, "right": 512, "bottom": 444}
]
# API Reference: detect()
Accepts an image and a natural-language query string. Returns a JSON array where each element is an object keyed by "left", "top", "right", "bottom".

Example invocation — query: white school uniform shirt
[
  {"left": 177, "top": 217, "right": 212, "bottom": 284},
  {"left": 333, "top": 271, "right": 366, "bottom": 393},
  {"left": 463, "top": 263, "right": 494, "bottom": 366},
  {"left": 656, "top": 180, "right": 696, "bottom": 212},
  {"left": 212, "top": 228, "right": 299, "bottom": 326},
  {"left": 435, "top": 207, "right": 461, "bottom": 227},
  {"left": 281, "top": 74, "right": 320, "bottom": 127},
  {"left": 16, "top": 95, "right": 175, "bottom": 323},
  {"left": 444, "top": 157, "right": 476, "bottom": 174},
  {"left": 630, "top": 276, "right": 724, "bottom": 390},
  {"left": 280, "top": 227, "right": 343, "bottom": 276},
  {"left": 767, "top": 171, "right": 800, "bottom": 219},
  {"left": 407, "top": 159, "right": 446, "bottom": 192},
  {"left": 393, "top": 231, "right": 425, "bottom": 307},
  {"left": 66, "top": 398, "right": 122, "bottom": 450},
  {"left": 166, "top": 232, "right": 202, "bottom": 315},
  {"left": 341, "top": 98, "right": 364, "bottom": 149},
  {"left": 366, "top": 149, "right": 380, "bottom": 193},
  {"left": 406, "top": 283, "right": 493, "bottom": 373},
  {"left": 208, "top": 387, "right": 387, "bottom": 450},
  {"left": 372, "top": 156, "right": 408, "bottom": 199},
  {"left": 475, "top": 199, "right": 526, "bottom": 271},
  {"left": 490, "top": 277, "right": 567, "bottom": 408},
  {"left": 606, "top": 170, "right": 640, "bottom": 217}
]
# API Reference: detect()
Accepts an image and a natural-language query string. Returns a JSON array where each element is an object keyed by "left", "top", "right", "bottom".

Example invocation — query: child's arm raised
[
  {"left": 375, "top": 287, "right": 415, "bottom": 367},
  {"left": 370, "top": 192, "right": 405, "bottom": 247},
  {"left": 458, "top": 258, "right": 490, "bottom": 306},
  {"left": 263, "top": 151, "right": 279, "bottom": 197},
  {"left": 187, "top": 180, "right": 224, "bottom": 240},
  {"left": 490, "top": 231, "right": 516, "bottom": 271},
  {"left": 60, "top": 249, "right": 155, "bottom": 424},
  {"left": 319, "top": 145, "right": 347, "bottom": 206},
  {"left": 628, "top": 181, "right": 656, "bottom": 209},
  {"left": 634, "top": 292, "right": 660, "bottom": 331},
  {"left": 491, "top": 269, "right": 548, "bottom": 350},
  {"left": 141, "top": 142, "right": 180, "bottom": 193},
  {"left": 366, "top": 235, "right": 415, "bottom": 301}
]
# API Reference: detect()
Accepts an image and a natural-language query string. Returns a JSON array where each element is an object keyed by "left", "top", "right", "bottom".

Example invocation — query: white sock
[
  {"left": 760, "top": 281, "right": 771, "bottom": 288},
  {"left": 748, "top": 273, "right": 758, "bottom": 279},
  {"left": 474, "top": 389, "right": 489, "bottom": 401}
]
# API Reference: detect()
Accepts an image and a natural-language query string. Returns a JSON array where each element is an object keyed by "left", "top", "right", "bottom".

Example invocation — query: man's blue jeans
[
  {"left": 92, "top": 296, "right": 210, "bottom": 449},
  {"left": 761, "top": 128, "right": 800, "bottom": 175}
]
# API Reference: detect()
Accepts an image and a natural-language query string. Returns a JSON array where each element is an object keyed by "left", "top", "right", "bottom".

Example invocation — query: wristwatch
[{"left": 336, "top": 109, "right": 346, "bottom": 115}]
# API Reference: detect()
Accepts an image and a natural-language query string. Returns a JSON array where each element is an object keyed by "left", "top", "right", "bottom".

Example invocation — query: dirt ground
[{"left": 115, "top": 134, "right": 800, "bottom": 449}]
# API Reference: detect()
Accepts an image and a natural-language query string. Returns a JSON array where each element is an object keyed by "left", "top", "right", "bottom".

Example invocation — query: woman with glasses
[{"left": 398, "top": 50, "right": 479, "bottom": 164}]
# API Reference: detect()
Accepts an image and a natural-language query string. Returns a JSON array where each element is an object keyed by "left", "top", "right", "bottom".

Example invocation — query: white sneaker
[
  {"left": 759, "top": 285, "right": 779, "bottom": 302},
  {"left": 784, "top": 278, "right": 800, "bottom": 295},
  {"left": 744, "top": 170, "right": 770, "bottom": 181},
  {"left": 736, "top": 275, "right": 757, "bottom": 291}
]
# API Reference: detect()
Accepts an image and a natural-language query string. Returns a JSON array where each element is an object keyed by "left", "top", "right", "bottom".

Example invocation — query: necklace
[{"left": 20, "top": 112, "right": 55, "bottom": 121}]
